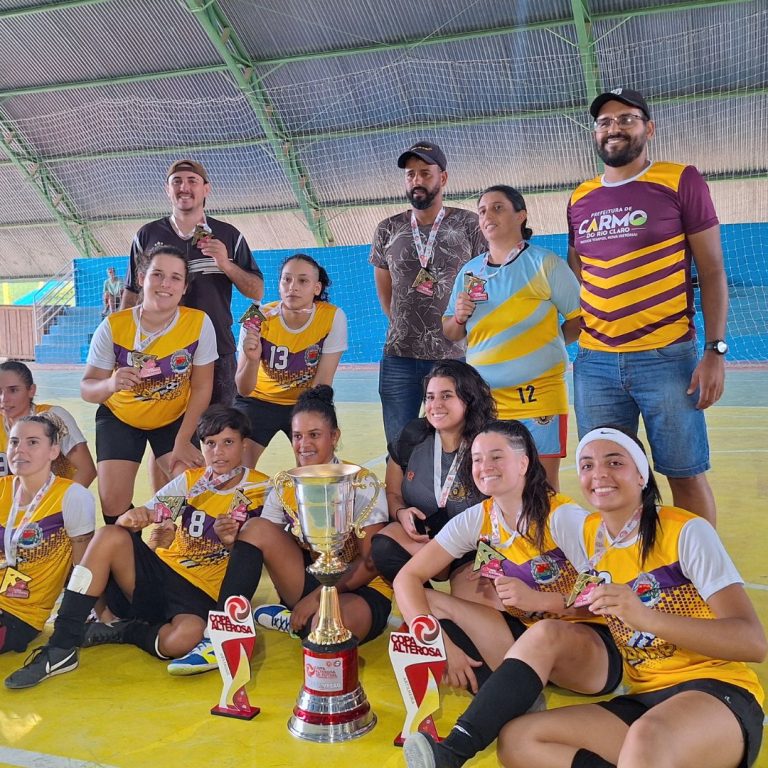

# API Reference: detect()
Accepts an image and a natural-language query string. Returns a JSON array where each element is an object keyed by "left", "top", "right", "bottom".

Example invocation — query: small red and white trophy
[
  {"left": 208, "top": 595, "right": 260, "bottom": 720},
  {"left": 389, "top": 614, "right": 447, "bottom": 746}
]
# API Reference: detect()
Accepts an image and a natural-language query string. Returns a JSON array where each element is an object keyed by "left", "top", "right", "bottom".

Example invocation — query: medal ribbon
[
  {"left": 432, "top": 433, "right": 466, "bottom": 509},
  {"left": 588, "top": 507, "right": 642, "bottom": 571},
  {"left": 187, "top": 466, "right": 246, "bottom": 498},
  {"left": 488, "top": 501, "right": 522, "bottom": 550},
  {"left": 133, "top": 307, "right": 179, "bottom": 354},
  {"left": 410, "top": 207, "right": 446, "bottom": 270},
  {"left": 170, "top": 214, "right": 208, "bottom": 241},
  {"left": 4, "top": 472, "right": 56, "bottom": 566},
  {"left": 477, "top": 241, "right": 527, "bottom": 282}
]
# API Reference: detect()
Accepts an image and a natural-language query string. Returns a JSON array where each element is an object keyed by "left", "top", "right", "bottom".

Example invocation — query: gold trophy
[{"left": 273, "top": 462, "right": 383, "bottom": 742}]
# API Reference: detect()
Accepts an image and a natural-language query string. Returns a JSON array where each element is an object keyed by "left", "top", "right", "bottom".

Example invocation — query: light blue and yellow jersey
[{"left": 445, "top": 244, "right": 580, "bottom": 418}]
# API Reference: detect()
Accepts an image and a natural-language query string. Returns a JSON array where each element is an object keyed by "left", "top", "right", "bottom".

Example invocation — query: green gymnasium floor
[{"left": 0, "top": 365, "right": 766, "bottom": 768}]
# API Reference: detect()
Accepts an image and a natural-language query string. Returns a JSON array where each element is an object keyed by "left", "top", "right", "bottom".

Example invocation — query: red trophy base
[
  {"left": 288, "top": 637, "right": 376, "bottom": 742},
  {"left": 210, "top": 687, "right": 260, "bottom": 720},
  {"left": 393, "top": 715, "right": 442, "bottom": 747}
]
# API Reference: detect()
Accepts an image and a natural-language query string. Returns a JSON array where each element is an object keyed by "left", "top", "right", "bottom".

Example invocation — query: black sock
[
  {"left": 123, "top": 621, "right": 167, "bottom": 658},
  {"left": 50, "top": 591, "right": 98, "bottom": 648},
  {"left": 216, "top": 540, "right": 264, "bottom": 611},
  {"left": 370, "top": 534, "right": 412, "bottom": 583},
  {"left": 442, "top": 658, "right": 544, "bottom": 759},
  {"left": 572, "top": 749, "right": 616, "bottom": 768},
  {"left": 439, "top": 619, "right": 492, "bottom": 690}
]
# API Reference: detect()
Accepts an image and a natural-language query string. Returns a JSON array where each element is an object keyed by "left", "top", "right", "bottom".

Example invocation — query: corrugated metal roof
[{"left": 0, "top": 0, "right": 763, "bottom": 278}]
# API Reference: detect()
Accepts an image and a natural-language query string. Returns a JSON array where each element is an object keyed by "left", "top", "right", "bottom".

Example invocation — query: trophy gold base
[{"left": 288, "top": 637, "right": 376, "bottom": 742}]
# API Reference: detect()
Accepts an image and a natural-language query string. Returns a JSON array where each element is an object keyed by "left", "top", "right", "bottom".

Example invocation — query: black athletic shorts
[
  {"left": 279, "top": 550, "right": 392, "bottom": 646},
  {"left": 95, "top": 404, "right": 182, "bottom": 463},
  {"left": 0, "top": 610, "right": 39, "bottom": 654},
  {"left": 104, "top": 531, "right": 215, "bottom": 623},
  {"left": 500, "top": 618, "right": 622, "bottom": 696},
  {"left": 211, "top": 353, "right": 236, "bottom": 407},
  {"left": 598, "top": 678, "right": 764, "bottom": 767},
  {"left": 233, "top": 394, "right": 292, "bottom": 448}
]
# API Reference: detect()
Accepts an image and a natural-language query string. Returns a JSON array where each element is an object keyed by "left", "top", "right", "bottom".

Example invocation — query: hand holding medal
[
  {"left": 191, "top": 222, "right": 213, "bottom": 246},
  {"left": 565, "top": 572, "right": 606, "bottom": 608},
  {"left": 111, "top": 365, "right": 142, "bottom": 393},
  {"left": 454, "top": 291, "right": 476, "bottom": 325}
]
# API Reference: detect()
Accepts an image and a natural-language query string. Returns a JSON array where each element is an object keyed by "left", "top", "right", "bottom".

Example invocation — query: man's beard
[
  {"left": 595, "top": 132, "right": 646, "bottom": 168},
  {"left": 406, "top": 184, "right": 440, "bottom": 210}
]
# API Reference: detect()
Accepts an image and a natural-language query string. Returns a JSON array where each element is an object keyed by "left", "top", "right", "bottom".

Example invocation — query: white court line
[
  {"left": 0, "top": 747, "right": 119, "bottom": 768},
  {"left": 363, "top": 453, "right": 388, "bottom": 468},
  {"left": 744, "top": 582, "right": 768, "bottom": 592}
]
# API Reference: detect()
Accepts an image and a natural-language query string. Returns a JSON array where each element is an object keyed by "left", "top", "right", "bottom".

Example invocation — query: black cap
[
  {"left": 397, "top": 142, "right": 447, "bottom": 171},
  {"left": 590, "top": 88, "right": 651, "bottom": 120}
]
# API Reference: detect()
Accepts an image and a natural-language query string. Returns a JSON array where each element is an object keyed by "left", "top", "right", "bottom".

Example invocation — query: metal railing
[{"left": 32, "top": 262, "right": 75, "bottom": 345}]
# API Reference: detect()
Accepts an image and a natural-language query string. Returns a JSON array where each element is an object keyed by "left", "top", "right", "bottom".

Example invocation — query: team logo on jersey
[
  {"left": 17, "top": 523, "right": 43, "bottom": 549},
  {"left": 534, "top": 415, "right": 553, "bottom": 426},
  {"left": 407, "top": 471, "right": 415, "bottom": 481},
  {"left": 304, "top": 345, "right": 321, "bottom": 367},
  {"left": 530, "top": 554, "right": 560, "bottom": 585},
  {"left": 170, "top": 349, "right": 192, "bottom": 375},
  {"left": 632, "top": 572, "right": 661, "bottom": 607}
]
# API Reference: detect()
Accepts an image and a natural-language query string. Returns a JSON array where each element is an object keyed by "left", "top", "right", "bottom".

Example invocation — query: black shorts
[
  {"left": 211, "top": 353, "right": 236, "bottom": 407},
  {"left": 233, "top": 394, "right": 293, "bottom": 448},
  {"left": 501, "top": 619, "right": 622, "bottom": 696},
  {"left": 104, "top": 532, "right": 215, "bottom": 623},
  {"left": 0, "top": 610, "right": 40, "bottom": 654},
  {"left": 281, "top": 557, "right": 392, "bottom": 646},
  {"left": 598, "top": 678, "right": 764, "bottom": 767},
  {"left": 95, "top": 404, "right": 182, "bottom": 463}
]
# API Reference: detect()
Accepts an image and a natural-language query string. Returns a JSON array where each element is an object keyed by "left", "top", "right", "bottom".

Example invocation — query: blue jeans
[
  {"left": 573, "top": 340, "right": 710, "bottom": 477},
  {"left": 378, "top": 355, "right": 441, "bottom": 448}
]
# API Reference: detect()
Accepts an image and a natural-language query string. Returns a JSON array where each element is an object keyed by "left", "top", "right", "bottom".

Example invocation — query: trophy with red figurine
[
  {"left": 208, "top": 595, "right": 260, "bottom": 720},
  {"left": 273, "top": 463, "right": 383, "bottom": 742}
]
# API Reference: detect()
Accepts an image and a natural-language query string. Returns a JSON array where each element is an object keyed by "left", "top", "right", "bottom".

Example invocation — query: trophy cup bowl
[{"left": 273, "top": 462, "right": 383, "bottom": 742}]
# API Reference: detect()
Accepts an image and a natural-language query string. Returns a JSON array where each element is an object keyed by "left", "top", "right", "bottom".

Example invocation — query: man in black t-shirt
[{"left": 121, "top": 159, "right": 264, "bottom": 406}]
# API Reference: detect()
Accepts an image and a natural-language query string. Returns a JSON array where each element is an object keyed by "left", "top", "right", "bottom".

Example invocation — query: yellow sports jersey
[
  {"left": 0, "top": 476, "right": 79, "bottom": 630},
  {"left": 247, "top": 301, "right": 340, "bottom": 406},
  {"left": 154, "top": 467, "right": 270, "bottom": 600},
  {"left": 0, "top": 404, "right": 79, "bottom": 480},
  {"left": 475, "top": 494, "right": 592, "bottom": 626},
  {"left": 568, "top": 162, "right": 719, "bottom": 352},
  {"left": 583, "top": 506, "right": 763, "bottom": 704},
  {"left": 103, "top": 306, "right": 207, "bottom": 429}
]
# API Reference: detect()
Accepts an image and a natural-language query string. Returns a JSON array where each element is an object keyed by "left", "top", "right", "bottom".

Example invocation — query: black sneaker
[
  {"left": 403, "top": 732, "right": 467, "bottom": 768},
  {"left": 5, "top": 645, "right": 79, "bottom": 689},
  {"left": 82, "top": 619, "right": 134, "bottom": 647}
]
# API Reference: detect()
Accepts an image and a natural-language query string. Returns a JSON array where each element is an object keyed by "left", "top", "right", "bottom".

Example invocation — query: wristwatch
[{"left": 704, "top": 339, "right": 728, "bottom": 355}]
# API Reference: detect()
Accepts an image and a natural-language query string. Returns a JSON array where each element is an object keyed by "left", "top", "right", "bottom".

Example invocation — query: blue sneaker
[
  {"left": 167, "top": 637, "right": 218, "bottom": 676},
  {"left": 254, "top": 604, "right": 294, "bottom": 635}
]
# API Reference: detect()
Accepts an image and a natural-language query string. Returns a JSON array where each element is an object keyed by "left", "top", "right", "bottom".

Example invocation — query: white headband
[{"left": 575, "top": 428, "right": 650, "bottom": 487}]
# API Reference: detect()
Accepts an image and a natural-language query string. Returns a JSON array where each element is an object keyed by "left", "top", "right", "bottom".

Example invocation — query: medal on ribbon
[
  {"left": 412, "top": 267, "right": 436, "bottom": 297},
  {"left": 239, "top": 303, "right": 267, "bottom": 332},
  {"left": 130, "top": 351, "right": 162, "bottom": 378},
  {"left": 153, "top": 495, "right": 186, "bottom": 524},
  {"left": 191, "top": 223, "right": 213, "bottom": 245},
  {"left": 228, "top": 489, "right": 252, "bottom": 523},
  {"left": 463, "top": 272, "right": 488, "bottom": 302},
  {"left": 472, "top": 540, "right": 512, "bottom": 580},
  {"left": 565, "top": 572, "right": 605, "bottom": 608}
]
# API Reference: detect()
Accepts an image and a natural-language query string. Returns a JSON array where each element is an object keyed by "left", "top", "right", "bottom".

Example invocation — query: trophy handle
[
  {"left": 351, "top": 468, "right": 385, "bottom": 539},
  {"left": 273, "top": 470, "right": 302, "bottom": 538}
]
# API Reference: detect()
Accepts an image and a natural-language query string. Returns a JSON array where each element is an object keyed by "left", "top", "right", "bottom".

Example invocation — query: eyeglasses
[{"left": 593, "top": 114, "right": 649, "bottom": 132}]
